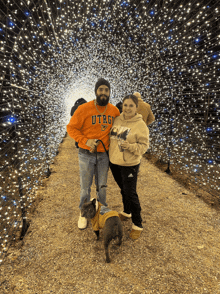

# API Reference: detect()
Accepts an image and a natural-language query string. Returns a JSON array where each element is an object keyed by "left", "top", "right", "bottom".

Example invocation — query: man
[
  {"left": 67, "top": 78, "right": 120, "bottom": 229},
  {"left": 133, "top": 92, "right": 155, "bottom": 126}
]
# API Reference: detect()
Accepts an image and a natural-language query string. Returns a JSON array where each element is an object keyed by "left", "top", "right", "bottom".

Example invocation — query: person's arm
[
  {"left": 66, "top": 107, "right": 88, "bottom": 146},
  {"left": 147, "top": 106, "right": 155, "bottom": 126},
  {"left": 67, "top": 107, "right": 99, "bottom": 150}
]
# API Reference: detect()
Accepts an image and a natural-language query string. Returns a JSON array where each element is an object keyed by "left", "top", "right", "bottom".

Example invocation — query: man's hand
[{"left": 86, "top": 139, "right": 100, "bottom": 152}]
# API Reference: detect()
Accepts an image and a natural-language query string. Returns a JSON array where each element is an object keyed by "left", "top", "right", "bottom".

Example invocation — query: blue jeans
[{"left": 78, "top": 148, "right": 109, "bottom": 209}]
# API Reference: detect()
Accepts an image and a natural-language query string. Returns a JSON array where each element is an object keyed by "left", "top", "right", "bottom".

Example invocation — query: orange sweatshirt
[{"left": 67, "top": 100, "right": 120, "bottom": 152}]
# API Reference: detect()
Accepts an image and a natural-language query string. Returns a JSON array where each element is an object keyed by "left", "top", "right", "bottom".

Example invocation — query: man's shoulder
[
  {"left": 108, "top": 103, "right": 120, "bottom": 114},
  {"left": 81, "top": 100, "right": 94, "bottom": 107},
  {"left": 108, "top": 102, "right": 117, "bottom": 109},
  {"left": 70, "top": 105, "right": 78, "bottom": 116},
  {"left": 76, "top": 100, "right": 94, "bottom": 111}
]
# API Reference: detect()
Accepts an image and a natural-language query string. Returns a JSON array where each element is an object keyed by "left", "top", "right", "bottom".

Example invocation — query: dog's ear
[
  {"left": 91, "top": 198, "right": 96, "bottom": 207},
  {"left": 83, "top": 198, "right": 88, "bottom": 204}
]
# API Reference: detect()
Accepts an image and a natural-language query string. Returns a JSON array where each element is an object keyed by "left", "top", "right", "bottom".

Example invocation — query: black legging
[{"left": 109, "top": 162, "right": 142, "bottom": 228}]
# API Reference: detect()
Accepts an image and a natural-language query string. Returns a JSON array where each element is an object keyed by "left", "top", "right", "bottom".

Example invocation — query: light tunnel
[{"left": 0, "top": 0, "right": 220, "bottom": 262}]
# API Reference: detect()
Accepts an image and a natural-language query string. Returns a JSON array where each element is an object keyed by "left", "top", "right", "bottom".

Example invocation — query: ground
[
  {"left": 144, "top": 153, "right": 220, "bottom": 210},
  {"left": 0, "top": 134, "right": 220, "bottom": 294}
]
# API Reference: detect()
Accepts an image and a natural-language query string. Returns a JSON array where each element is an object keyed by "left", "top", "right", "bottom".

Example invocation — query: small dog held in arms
[{"left": 81, "top": 198, "right": 123, "bottom": 263}]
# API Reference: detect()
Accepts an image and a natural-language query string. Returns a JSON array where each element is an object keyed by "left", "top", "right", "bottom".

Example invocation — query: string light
[{"left": 0, "top": 0, "right": 220, "bottom": 263}]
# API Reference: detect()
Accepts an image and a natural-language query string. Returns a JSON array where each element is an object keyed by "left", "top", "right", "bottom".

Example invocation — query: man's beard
[{"left": 96, "top": 94, "right": 110, "bottom": 106}]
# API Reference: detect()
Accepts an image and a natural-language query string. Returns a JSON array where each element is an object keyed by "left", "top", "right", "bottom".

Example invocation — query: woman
[{"left": 109, "top": 94, "right": 149, "bottom": 240}]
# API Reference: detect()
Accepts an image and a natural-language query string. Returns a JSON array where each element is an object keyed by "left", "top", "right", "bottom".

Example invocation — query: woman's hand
[{"left": 120, "top": 141, "right": 130, "bottom": 150}]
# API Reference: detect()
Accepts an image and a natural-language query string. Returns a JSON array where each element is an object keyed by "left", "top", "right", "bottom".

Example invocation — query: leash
[{"left": 94, "top": 140, "right": 108, "bottom": 193}]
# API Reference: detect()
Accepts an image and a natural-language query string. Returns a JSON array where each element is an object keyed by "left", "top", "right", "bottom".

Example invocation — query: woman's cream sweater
[{"left": 109, "top": 113, "right": 149, "bottom": 166}]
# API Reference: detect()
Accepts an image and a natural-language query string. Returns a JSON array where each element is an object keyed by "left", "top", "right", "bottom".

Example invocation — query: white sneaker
[{"left": 78, "top": 213, "right": 87, "bottom": 230}]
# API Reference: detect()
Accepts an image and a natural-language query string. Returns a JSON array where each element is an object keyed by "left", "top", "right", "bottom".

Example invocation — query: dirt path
[{"left": 1, "top": 134, "right": 220, "bottom": 294}]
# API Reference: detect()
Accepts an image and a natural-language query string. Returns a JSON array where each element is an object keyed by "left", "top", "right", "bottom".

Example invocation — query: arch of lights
[{"left": 0, "top": 0, "right": 219, "bottom": 262}]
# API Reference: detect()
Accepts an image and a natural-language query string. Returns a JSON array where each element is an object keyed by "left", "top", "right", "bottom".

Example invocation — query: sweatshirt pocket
[{"left": 123, "top": 149, "right": 140, "bottom": 164}]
